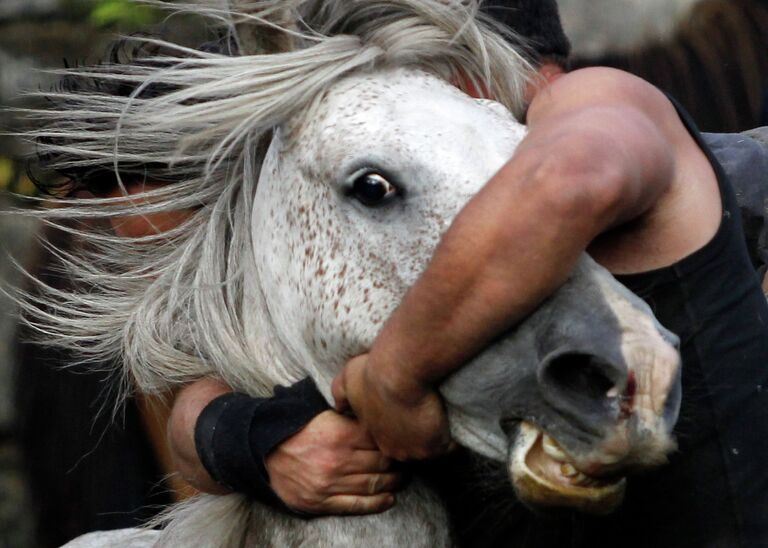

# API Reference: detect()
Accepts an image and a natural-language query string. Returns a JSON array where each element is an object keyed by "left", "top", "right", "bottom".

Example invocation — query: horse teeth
[
  {"left": 542, "top": 434, "right": 568, "bottom": 462},
  {"left": 572, "top": 472, "right": 592, "bottom": 486},
  {"left": 559, "top": 463, "right": 597, "bottom": 485},
  {"left": 560, "top": 463, "right": 578, "bottom": 478}
]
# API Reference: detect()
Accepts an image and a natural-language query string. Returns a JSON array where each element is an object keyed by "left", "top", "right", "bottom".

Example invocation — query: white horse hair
[
  {"left": 13, "top": 1, "right": 684, "bottom": 546},
  {"left": 12, "top": 3, "right": 533, "bottom": 544},
  {"left": 15, "top": 0, "right": 532, "bottom": 396}
]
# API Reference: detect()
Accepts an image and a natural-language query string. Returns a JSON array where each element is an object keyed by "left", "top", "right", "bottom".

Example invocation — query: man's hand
[
  {"left": 266, "top": 409, "right": 402, "bottom": 514},
  {"left": 332, "top": 355, "right": 453, "bottom": 462},
  {"left": 169, "top": 378, "right": 402, "bottom": 515}
]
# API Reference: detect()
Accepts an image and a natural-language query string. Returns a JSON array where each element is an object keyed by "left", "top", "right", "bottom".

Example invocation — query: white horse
[{"left": 16, "top": 1, "right": 681, "bottom": 546}]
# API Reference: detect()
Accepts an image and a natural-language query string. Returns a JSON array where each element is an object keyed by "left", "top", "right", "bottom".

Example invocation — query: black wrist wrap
[{"left": 194, "top": 378, "right": 330, "bottom": 510}]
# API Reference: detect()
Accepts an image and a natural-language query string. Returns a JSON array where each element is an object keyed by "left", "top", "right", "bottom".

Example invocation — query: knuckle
[
  {"left": 348, "top": 497, "right": 364, "bottom": 514},
  {"left": 367, "top": 475, "right": 382, "bottom": 495},
  {"left": 326, "top": 429, "right": 349, "bottom": 447},
  {"left": 294, "top": 493, "right": 321, "bottom": 512},
  {"left": 311, "top": 475, "right": 332, "bottom": 495},
  {"left": 317, "top": 456, "right": 341, "bottom": 478}
]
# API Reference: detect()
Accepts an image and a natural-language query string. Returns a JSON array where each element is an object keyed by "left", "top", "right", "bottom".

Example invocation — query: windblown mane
[{"left": 13, "top": 0, "right": 532, "bottom": 397}]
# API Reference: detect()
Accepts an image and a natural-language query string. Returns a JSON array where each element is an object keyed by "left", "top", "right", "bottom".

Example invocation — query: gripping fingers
[
  {"left": 342, "top": 450, "right": 393, "bottom": 474},
  {"left": 320, "top": 493, "right": 396, "bottom": 515},
  {"left": 328, "top": 472, "right": 402, "bottom": 496}
]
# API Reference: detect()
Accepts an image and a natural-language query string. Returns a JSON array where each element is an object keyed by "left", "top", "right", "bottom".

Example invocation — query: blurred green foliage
[
  {"left": 89, "top": 0, "right": 162, "bottom": 30},
  {"left": 0, "top": 157, "right": 38, "bottom": 197}
]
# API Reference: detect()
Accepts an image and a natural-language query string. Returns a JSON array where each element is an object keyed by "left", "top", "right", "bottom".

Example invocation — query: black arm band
[{"left": 194, "top": 377, "right": 330, "bottom": 511}]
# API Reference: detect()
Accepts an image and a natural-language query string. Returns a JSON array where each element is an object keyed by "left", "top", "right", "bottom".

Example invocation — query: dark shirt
[
  {"left": 431, "top": 114, "right": 768, "bottom": 548},
  {"left": 589, "top": 107, "right": 768, "bottom": 548},
  {"left": 200, "top": 121, "right": 768, "bottom": 546}
]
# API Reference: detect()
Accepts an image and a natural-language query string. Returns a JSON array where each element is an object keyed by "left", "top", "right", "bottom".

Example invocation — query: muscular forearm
[
  {"left": 367, "top": 146, "right": 603, "bottom": 391},
  {"left": 368, "top": 68, "right": 677, "bottom": 390}
]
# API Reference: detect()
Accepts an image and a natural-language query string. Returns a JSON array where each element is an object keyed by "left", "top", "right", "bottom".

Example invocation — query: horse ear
[{"left": 228, "top": 1, "right": 296, "bottom": 55}]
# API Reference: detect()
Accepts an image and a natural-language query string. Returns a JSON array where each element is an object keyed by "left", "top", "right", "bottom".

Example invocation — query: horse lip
[{"left": 507, "top": 422, "right": 627, "bottom": 515}]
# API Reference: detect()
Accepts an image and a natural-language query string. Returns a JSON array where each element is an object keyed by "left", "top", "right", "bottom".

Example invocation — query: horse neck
[{"left": 239, "top": 270, "right": 334, "bottom": 401}]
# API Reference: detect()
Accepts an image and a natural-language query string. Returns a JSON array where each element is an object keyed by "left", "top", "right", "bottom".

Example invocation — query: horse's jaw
[
  {"left": 445, "top": 384, "right": 631, "bottom": 515},
  {"left": 507, "top": 422, "right": 628, "bottom": 515},
  {"left": 440, "top": 255, "right": 681, "bottom": 515}
]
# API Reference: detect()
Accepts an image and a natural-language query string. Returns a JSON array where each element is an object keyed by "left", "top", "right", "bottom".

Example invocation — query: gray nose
[{"left": 538, "top": 352, "right": 628, "bottom": 433}]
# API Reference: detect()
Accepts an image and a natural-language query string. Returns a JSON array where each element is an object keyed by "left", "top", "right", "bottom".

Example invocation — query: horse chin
[{"left": 508, "top": 422, "right": 627, "bottom": 515}]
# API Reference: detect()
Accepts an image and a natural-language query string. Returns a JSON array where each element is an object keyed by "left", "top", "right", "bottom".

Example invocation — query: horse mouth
[{"left": 508, "top": 422, "right": 626, "bottom": 515}]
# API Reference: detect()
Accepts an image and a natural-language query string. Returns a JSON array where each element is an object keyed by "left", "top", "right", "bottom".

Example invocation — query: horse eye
[{"left": 351, "top": 173, "right": 398, "bottom": 207}]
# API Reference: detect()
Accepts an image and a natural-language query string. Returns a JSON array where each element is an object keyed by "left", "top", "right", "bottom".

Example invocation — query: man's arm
[
  {"left": 333, "top": 68, "right": 683, "bottom": 461},
  {"left": 168, "top": 378, "right": 401, "bottom": 514},
  {"left": 167, "top": 378, "right": 233, "bottom": 494}
]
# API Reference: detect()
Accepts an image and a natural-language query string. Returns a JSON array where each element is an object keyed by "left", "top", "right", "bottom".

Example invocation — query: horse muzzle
[
  {"left": 506, "top": 338, "right": 682, "bottom": 514},
  {"left": 442, "top": 255, "right": 683, "bottom": 514}
]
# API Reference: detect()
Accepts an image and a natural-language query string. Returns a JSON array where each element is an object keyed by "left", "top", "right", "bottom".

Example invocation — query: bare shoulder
[
  {"left": 545, "top": 69, "right": 722, "bottom": 272},
  {"left": 528, "top": 67, "right": 675, "bottom": 126}
]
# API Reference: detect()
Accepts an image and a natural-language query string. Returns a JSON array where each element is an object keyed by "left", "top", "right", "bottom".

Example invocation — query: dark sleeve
[{"left": 194, "top": 377, "right": 330, "bottom": 511}]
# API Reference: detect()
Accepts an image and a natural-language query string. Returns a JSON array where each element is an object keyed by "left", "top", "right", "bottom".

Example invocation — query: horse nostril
[{"left": 540, "top": 353, "right": 621, "bottom": 413}]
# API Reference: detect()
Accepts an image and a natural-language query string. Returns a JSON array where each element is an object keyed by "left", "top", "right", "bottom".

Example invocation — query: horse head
[
  {"left": 248, "top": 66, "right": 681, "bottom": 514},
  {"left": 22, "top": 0, "right": 682, "bottom": 524}
]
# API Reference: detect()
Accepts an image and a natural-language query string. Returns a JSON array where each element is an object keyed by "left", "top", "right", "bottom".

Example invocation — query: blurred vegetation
[
  {"left": 89, "top": 0, "right": 163, "bottom": 30},
  {"left": 0, "top": 1, "right": 209, "bottom": 199},
  {"left": 0, "top": 158, "right": 36, "bottom": 197}
]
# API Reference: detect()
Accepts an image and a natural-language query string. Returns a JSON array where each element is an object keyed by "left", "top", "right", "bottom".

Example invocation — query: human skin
[
  {"left": 104, "top": 186, "right": 404, "bottom": 514},
  {"left": 167, "top": 66, "right": 723, "bottom": 510},
  {"left": 105, "top": 183, "right": 192, "bottom": 238},
  {"left": 332, "top": 66, "right": 722, "bottom": 461},
  {"left": 163, "top": 64, "right": 568, "bottom": 511},
  {"left": 167, "top": 378, "right": 402, "bottom": 514}
]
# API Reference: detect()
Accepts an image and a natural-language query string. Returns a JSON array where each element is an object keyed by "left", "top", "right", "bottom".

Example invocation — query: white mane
[{"left": 14, "top": 0, "right": 532, "bottom": 396}]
